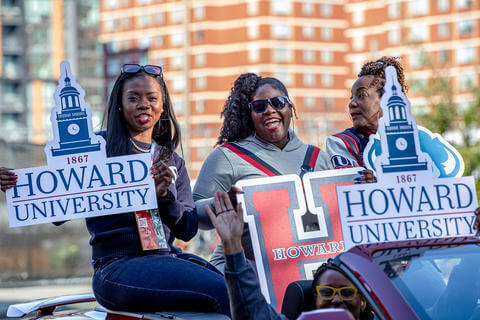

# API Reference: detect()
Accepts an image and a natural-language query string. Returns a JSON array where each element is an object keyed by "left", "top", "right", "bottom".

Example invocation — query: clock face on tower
[
  {"left": 395, "top": 137, "right": 408, "bottom": 151},
  {"left": 67, "top": 123, "right": 80, "bottom": 135}
]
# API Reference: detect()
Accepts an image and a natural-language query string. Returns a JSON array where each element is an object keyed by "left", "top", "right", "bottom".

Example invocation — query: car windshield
[{"left": 372, "top": 243, "right": 480, "bottom": 320}]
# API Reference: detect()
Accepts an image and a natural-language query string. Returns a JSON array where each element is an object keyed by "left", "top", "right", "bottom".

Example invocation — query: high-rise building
[
  {"left": 100, "top": 0, "right": 352, "bottom": 177},
  {"left": 0, "top": 0, "right": 105, "bottom": 145}
]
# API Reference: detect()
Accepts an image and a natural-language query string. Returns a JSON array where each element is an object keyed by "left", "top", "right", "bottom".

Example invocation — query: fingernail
[
  {"left": 239, "top": 191, "right": 245, "bottom": 194},
  {"left": 357, "top": 170, "right": 365, "bottom": 174},
  {"left": 354, "top": 177, "right": 362, "bottom": 181},
  {"left": 354, "top": 181, "right": 362, "bottom": 184}
]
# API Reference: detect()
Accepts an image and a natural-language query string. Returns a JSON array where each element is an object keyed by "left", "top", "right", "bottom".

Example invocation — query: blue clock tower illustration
[
  {"left": 50, "top": 69, "right": 101, "bottom": 156},
  {"left": 381, "top": 83, "right": 427, "bottom": 173}
]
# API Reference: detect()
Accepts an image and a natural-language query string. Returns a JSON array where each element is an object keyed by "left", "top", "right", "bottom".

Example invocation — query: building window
[
  {"left": 155, "top": 12, "right": 164, "bottom": 25},
  {"left": 456, "top": 46, "right": 475, "bottom": 64},
  {"left": 248, "top": 22, "right": 259, "bottom": 39},
  {"left": 172, "top": 76, "right": 186, "bottom": 92},
  {"left": 437, "top": 0, "right": 449, "bottom": 11},
  {"left": 273, "top": 47, "right": 291, "bottom": 62},
  {"left": 352, "top": 10, "right": 364, "bottom": 25},
  {"left": 353, "top": 36, "right": 365, "bottom": 51},
  {"left": 195, "top": 53, "right": 206, "bottom": 66},
  {"left": 171, "top": 29, "right": 185, "bottom": 46},
  {"left": 302, "top": 3, "right": 314, "bottom": 15},
  {"left": 322, "top": 73, "right": 333, "bottom": 87},
  {"left": 321, "top": 3, "right": 332, "bottom": 16},
  {"left": 196, "top": 76, "right": 206, "bottom": 89},
  {"left": 321, "top": 50, "right": 333, "bottom": 64},
  {"left": 388, "top": 28, "right": 400, "bottom": 44},
  {"left": 388, "top": 2, "right": 400, "bottom": 18},
  {"left": 196, "top": 98, "right": 205, "bottom": 113},
  {"left": 272, "top": 21, "right": 291, "bottom": 39},
  {"left": 456, "top": 0, "right": 473, "bottom": 9},
  {"left": 303, "top": 50, "right": 314, "bottom": 63},
  {"left": 105, "top": 19, "right": 116, "bottom": 32},
  {"left": 302, "top": 26, "right": 314, "bottom": 39},
  {"left": 248, "top": 45, "right": 260, "bottom": 62},
  {"left": 138, "top": 36, "right": 151, "bottom": 49},
  {"left": 304, "top": 96, "right": 315, "bottom": 109},
  {"left": 274, "top": 70, "right": 292, "bottom": 85},
  {"left": 409, "top": 0, "right": 429, "bottom": 16},
  {"left": 303, "top": 73, "right": 315, "bottom": 86},
  {"left": 121, "top": 17, "right": 131, "bottom": 29},
  {"left": 438, "top": 50, "right": 449, "bottom": 64},
  {"left": 196, "top": 30, "right": 204, "bottom": 42},
  {"left": 172, "top": 55, "right": 184, "bottom": 69},
  {"left": 458, "top": 73, "right": 476, "bottom": 90},
  {"left": 194, "top": 5, "right": 205, "bottom": 20},
  {"left": 437, "top": 23, "right": 449, "bottom": 38},
  {"left": 410, "top": 51, "right": 427, "bottom": 68},
  {"left": 409, "top": 22, "right": 429, "bottom": 42},
  {"left": 104, "top": 0, "right": 118, "bottom": 9},
  {"left": 247, "top": 0, "right": 259, "bottom": 15},
  {"left": 271, "top": 0, "right": 291, "bottom": 15},
  {"left": 153, "top": 35, "right": 163, "bottom": 47},
  {"left": 321, "top": 27, "right": 332, "bottom": 40},
  {"left": 171, "top": 7, "right": 185, "bottom": 23},
  {"left": 173, "top": 97, "right": 184, "bottom": 113},
  {"left": 323, "top": 97, "right": 333, "bottom": 110},
  {"left": 106, "top": 41, "right": 121, "bottom": 53},
  {"left": 138, "top": 14, "right": 152, "bottom": 28},
  {"left": 458, "top": 20, "right": 474, "bottom": 35}
]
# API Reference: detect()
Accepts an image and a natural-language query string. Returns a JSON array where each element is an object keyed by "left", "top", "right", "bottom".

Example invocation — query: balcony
[{"left": 1, "top": 6, "right": 22, "bottom": 25}]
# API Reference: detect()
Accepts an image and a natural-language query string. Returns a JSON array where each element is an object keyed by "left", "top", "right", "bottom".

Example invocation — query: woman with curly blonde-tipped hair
[{"left": 326, "top": 56, "right": 408, "bottom": 181}]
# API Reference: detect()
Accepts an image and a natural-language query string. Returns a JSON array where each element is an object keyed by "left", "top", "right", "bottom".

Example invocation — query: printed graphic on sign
[
  {"left": 337, "top": 66, "right": 477, "bottom": 250},
  {"left": 237, "top": 168, "right": 358, "bottom": 310},
  {"left": 5, "top": 61, "right": 158, "bottom": 227},
  {"left": 363, "top": 126, "right": 464, "bottom": 178}
]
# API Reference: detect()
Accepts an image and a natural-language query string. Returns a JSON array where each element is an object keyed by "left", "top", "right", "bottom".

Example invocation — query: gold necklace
[{"left": 129, "top": 138, "right": 151, "bottom": 153}]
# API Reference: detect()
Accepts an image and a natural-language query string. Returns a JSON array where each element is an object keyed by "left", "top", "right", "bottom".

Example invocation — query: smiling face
[
  {"left": 250, "top": 84, "right": 291, "bottom": 149},
  {"left": 121, "top": 75, "right": 163, "bottom": 142},
  {"left": 314, "top": 269, "right": 366, "bottom": 320},
  {"left": 349, "top": 75, "right": 382, "bottom": 133}
]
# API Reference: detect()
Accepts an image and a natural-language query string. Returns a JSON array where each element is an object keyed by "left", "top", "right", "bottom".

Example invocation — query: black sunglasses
[
  {"left": 248, "top": 96, "right": 291, "bottom": 113},
  {"left": 122, "top": 64, "right": 162, "bottom": 76}
]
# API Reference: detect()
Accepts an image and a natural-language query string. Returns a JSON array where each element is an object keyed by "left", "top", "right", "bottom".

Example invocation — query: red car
[{"left": 8, "top": 236, "right": 480, "bottom": 320}]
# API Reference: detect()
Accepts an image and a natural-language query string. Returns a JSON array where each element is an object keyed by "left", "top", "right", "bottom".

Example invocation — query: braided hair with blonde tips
[
  {"left": 216, "top": 73, "right": 297, "bottom": 146},
  {"left": 358, "top": 56, "right": 408, "bottom": 97}
]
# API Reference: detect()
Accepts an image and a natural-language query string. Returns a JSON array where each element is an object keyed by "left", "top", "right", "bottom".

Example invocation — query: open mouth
[
  {"left": 264, "top": 118, "right": 282, "bottom": 130},
  {"left": 137, "top": 114, "right": 151, "bottom": 124}
]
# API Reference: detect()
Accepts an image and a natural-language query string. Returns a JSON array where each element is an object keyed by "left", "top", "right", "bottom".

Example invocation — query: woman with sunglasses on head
[
  {"left": 326, "top": 56, "right": 408, "bottom": 183},
  {"left": 0, "top": 64, "right": 230, "bottom": 316},
  {"left": 193, "top": 73, "right": 332, "bottom": 273}
]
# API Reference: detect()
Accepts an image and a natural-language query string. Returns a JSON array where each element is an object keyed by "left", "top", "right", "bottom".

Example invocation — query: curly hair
[
  {"left": 216, "top": 73, "right": 297, "bottom": 146},
  {"left": 358, "top": 56, "right": 408, "bottom": 97},
  {"left": 312, "top": 261, "right": 374, "bottom": 320}
]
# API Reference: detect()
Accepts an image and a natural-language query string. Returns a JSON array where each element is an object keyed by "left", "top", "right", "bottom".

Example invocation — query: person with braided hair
[
  {"left": 193, "top": 73, "right": 332, "bottom": 273},
  {"left": 327, "top": 56, "right": 408, "bottom": 178}
]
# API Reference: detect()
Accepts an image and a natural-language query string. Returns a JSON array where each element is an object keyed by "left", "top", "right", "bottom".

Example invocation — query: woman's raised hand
[
  {"left": 0, "top": 167, "right": 16, "bottom": 192},
  {"left": 206, "top": 191, "right": 244, "bottom": 254},
  {"left": 151, "top": 162, "right": 173, "bottom": 198}
]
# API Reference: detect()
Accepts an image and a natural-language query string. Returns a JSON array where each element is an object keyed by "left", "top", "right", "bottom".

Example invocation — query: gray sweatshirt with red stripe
[{"left": 193, "top": 129, "right": 332, "bottom": 272}]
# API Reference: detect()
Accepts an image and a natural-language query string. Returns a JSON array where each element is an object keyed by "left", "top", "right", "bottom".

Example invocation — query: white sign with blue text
[
  {"left": 337, "top": 66, "right": 477, "bottom": 250},
  {"left": 6, "top": 61, "right": 157, "bottom": 227}
]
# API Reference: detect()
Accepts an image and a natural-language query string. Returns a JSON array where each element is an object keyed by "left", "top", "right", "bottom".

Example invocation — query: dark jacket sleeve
[{"left": 224, "top": 251, "right": 287, "bottom": 320}]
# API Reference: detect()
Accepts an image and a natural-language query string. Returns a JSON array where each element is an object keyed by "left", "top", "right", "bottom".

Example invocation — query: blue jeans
[{"left": 92, "top": 253, "right": 230, "bottom": 316}]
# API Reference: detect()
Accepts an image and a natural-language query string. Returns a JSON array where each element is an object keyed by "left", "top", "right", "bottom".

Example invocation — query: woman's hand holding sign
[
  {"left": 474, "top": 207, "right": 480, "bottom": 236},
  {"left": 151, "top": 162, "right": 172, "bottom": 198},
  {"left": 0, "top": 167, "right": 16, "bottom": 192}
]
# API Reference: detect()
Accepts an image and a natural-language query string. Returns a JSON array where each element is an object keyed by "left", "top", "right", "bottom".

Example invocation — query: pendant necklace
[{"left": 129, "top": 138, "right": 151, "bottom": 153}]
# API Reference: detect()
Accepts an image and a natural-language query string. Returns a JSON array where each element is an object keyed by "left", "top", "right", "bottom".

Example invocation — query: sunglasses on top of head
[
  {"left": 121, "top": 64, "right": 163, "bottom": 76},
  {"left": 248, "top": 96, "right": 291, "bottom": 114}
]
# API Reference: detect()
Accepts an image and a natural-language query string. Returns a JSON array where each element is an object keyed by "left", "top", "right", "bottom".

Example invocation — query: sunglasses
[
  {"left": 122, "top": 64, "right": 162, "bottom": 76},
  {"left": 315, "top": 286, "right": 358, "bottom": 301},
  {"left": 248, "top": 96, "right": 291, "bottom": 114}
]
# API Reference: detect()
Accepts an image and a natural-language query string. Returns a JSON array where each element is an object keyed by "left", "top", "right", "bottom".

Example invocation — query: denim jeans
[{"left": 92, "top": 252, "right": 230, "bottom": 316}]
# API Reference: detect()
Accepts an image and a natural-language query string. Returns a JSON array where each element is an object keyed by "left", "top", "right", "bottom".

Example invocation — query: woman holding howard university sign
[
  {"left": 193, "top": 73, "right": 332, "bottom": 273},
  {"left": 0, "top": 64, "right": 230, "bottom": 316}
]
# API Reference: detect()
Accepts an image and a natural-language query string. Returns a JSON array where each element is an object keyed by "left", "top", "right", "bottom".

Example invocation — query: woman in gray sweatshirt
[{"left": 193, "top": 73, "right": 332, "bottom": 273}]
